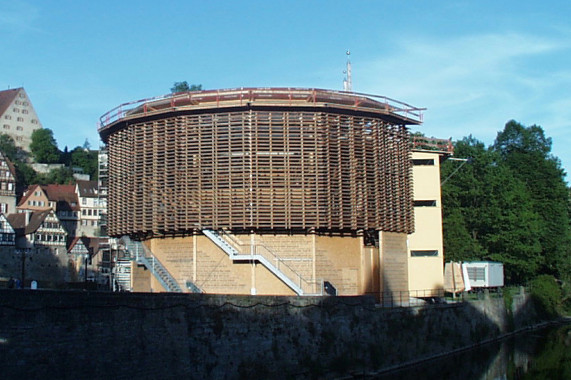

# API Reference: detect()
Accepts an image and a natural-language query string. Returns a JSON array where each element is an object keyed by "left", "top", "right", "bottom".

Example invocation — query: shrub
[{"left": 530, "top": 275, "right": 562, "bottom": 318}]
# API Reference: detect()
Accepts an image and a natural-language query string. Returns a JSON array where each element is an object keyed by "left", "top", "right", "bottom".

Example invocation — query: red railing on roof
[
  {"left": 411, "top": 136, "right": 454, "bottom": 154},
  {"left": 97, "top": 87, "right": 424, "bottom": 131}
]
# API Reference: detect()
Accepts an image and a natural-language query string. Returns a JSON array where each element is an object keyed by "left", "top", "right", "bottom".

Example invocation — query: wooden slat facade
[{"left": 106, "top": 106, "right": 414, "bottom": 238}]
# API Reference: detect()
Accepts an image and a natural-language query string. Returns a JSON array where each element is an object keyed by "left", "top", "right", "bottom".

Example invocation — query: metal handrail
[
  {"left": 122, "top": 236, "right": 187, "bottom": 293},
  {"left": 98, "top": 88, "right": 424, "bottom": 131},
  {"left": 217, "top": 229, "right": 322, "bottom": 295}
]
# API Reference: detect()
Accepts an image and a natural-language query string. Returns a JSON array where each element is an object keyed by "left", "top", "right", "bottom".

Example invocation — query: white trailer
[{"left": 462, "top": 261, "right": 504, "bottom": 288}]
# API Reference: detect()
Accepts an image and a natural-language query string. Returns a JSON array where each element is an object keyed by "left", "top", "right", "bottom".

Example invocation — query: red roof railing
[{"left": 98, "top": 87, "right": 424, "bottom": 131}]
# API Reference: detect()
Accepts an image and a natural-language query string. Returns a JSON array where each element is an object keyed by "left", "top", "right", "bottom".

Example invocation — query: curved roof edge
[{"left": 98, "top": 87, "right": 424, "bottom": 136}]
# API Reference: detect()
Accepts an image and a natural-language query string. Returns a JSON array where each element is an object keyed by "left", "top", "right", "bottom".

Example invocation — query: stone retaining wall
[{"left": 0, "top": 290, "right": 540, "bottom": 379}]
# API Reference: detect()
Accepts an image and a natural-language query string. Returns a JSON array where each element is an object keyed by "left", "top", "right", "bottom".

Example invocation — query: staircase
[
  {"left": 202, "top": 229, "right": 321, "bottom": 296},
  {"left": 122, "top": 236, "right": 199, "bottom": 293},
  {"left": 114, "top": 259, "right": 132, "bottom": 291}
]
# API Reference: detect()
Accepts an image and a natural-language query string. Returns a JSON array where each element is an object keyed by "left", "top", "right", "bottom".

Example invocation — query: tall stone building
[{"left": 0, "top": 87, "right": 43, "bottom": 151}]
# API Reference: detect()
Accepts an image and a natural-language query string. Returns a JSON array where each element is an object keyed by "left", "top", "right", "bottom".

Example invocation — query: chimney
[{"left": 24, "top": 209, "right": 32, "bottom": 226}]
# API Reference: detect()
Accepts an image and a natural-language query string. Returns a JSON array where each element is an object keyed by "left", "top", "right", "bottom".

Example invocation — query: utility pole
[{"left": 21, "top": 249, "right": 26, "bottom": 288}]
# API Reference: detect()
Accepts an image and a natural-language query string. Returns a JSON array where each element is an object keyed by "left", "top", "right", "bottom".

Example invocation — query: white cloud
[{"left": 353, "top": 31, "right": 571, "bottom": 179}]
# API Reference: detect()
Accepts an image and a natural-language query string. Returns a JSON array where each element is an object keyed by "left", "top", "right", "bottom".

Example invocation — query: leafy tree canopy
[
  {"left": 36, "top": 166, "right": 75, "bottom": 185},
  {"left": 170, "top": 81, "right": 202, "bottom": 93},
  {"left": 70, "top": 147, "right": 98, "bottom": 180},
  {"left": 442, "top": 122, "right": 571, "bottom": 285},
  {"left": 0, "top": 133, "right": 20, "bottom": 162},
  {"left": 29, "top": 128, "right": 61, "bottom": 164}
]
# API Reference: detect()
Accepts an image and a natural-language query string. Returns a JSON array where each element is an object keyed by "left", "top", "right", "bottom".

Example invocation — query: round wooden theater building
[{"left": 99, "top": 88, "right": 424, "bottom": 296}]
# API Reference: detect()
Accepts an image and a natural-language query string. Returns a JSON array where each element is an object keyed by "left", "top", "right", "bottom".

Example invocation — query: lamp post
[
  {"left": 84, "top": 253, "right": 89, "bottom": 282},
  {"left": 16, "top": 248, "right": 30, "bottom": 289}
]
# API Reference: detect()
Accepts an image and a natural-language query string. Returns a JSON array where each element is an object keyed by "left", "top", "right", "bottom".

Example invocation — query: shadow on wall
[
  {"left": 0, "top": 287, "right": 544, "bottom": 379},
  {"left": 0, "top": 246, "right": 70, "bottom": 288}
]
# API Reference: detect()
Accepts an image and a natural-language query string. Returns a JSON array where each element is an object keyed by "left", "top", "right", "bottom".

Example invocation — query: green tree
[
  {"left": 170, "top": 81, "right": 202, "bottom": 93},
  {"left": 37, "top": 166, "right": 75, "bottom": 185},
  {"left": 480, "top": 163, "right": 542, "bottom": 283},
  {"left": 14, "top": 161, "right": 38, "bottom": 193},
  {"left": 492, "top": 120, "right": 571, "bottom": 280},
  {"left": 441, "top": 136, "right": 491, "bottom": 260},
  {"left": 70, "top": 147, "right": 98, "bottom": 180},
  {"left": 29, "top": 128, "right": 61, "bottom": 163},
  {"left": 441, "top": 135, "right": 543, "bottom": 283},
  {"left": 0, "top": 133, "right": 19, "bottom": 161}
]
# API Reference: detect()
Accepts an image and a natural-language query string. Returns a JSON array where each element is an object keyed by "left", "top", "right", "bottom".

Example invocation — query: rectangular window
[
  {"left": 3, "top": 125, "right": 9, "bottom": 130},
  {"left": 412, "top": 159, "right": 435, "bottom": 166},
  {"left": 413, "top": 200, "right": 437, "bottom": 207},
  {"left": 411, "top": 250, "right": 439, "bottom": 257}
]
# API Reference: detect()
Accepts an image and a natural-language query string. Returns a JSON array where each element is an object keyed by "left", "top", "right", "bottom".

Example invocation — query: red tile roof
[
  {"left": 18, "top": 184, "right": 80, "bottom": 211},
  {"left": 0, "top": 88, "right": 20, "bottom": 116}
]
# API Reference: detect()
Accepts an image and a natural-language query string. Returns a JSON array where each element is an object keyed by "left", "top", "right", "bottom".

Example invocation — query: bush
[{"left": 530, "top": 275, "right": 562, "bottom": 318}]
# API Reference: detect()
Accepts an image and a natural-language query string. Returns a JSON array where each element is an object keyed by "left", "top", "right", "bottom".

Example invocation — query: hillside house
[
  {"left": 76, "top": 180, "right": 105, "bottom": 237},
  {"left": 18, "top": 184, "right": 80, "bottom": 236}
]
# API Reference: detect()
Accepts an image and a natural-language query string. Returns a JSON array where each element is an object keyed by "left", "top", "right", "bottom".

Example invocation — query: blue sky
[{"left": 2, "top": 1, "right": 570, "bottom": 181}]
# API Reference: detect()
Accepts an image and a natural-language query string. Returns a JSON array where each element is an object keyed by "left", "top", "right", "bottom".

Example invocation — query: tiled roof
[
  {"left": 0, "top": 88, "right": 20, "bottom": 116},
  {"left": 6, "top": 213, "right": 25, "bottom": 236},
  {"left": 7, "top": 209, "right": 52, "bottom": 236},
  {"left": 17, "top": 184, "right": 41, "bottom": 208},
  {"left": 68, "top": 236, "right": 103, "bottom": 256},
  {"left": 76, "top": 180, "right": 99, "bottom": 197}
]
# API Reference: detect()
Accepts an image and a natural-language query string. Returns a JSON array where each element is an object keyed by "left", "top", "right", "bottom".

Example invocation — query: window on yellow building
[
  {"left": 411, "top": 250, "right": 439, "bottom": 257},
  {"left": 413, "top": 200, "right": 437, "bottom": 207},
  {"left": 412, "top": 159, "right": 434, "bottom": 166}
]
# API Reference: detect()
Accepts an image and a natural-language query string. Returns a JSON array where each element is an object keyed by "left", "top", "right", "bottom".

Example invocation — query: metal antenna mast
[{"left": 343, "top": 50, "right": 352, "bottom": 92}]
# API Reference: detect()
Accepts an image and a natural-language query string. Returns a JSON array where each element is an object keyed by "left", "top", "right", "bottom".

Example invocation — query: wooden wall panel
[{"left": 107, "top": 110, "right": 413, "bottom": 237}]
